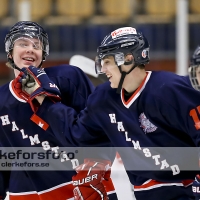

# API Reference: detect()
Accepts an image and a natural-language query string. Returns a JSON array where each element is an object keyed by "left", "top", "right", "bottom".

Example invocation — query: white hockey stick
[{"left": 69, "top": 55, "right": 98, "bottom": 78}]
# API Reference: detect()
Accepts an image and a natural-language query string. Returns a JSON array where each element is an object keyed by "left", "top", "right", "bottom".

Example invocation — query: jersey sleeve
[
  {"left": 45, "top": 65, "right": 94, "bottom": 112},
  {"left": 36, "top": 90, "right": 114, "bottom": 162},
  {"left": 149, "top": 81, "right": 200, "bottom": 147}
]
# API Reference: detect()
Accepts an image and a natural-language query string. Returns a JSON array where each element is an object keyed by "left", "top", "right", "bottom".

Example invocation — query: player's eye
[
  {"left": 102, "top": 58, "right": 110, "bottom": 64},
  {"left": 101, "top": 59, "right": 108, "bottom": 66},
  {"left": 18, "top": 43, "right": 28, "bottom": 48},
  {"left": 33, "top": 44, "right": 42, "bottom": 50}
]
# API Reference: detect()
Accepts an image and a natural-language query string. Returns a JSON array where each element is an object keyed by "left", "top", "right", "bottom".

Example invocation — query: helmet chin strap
[
  {"left": 38, "top": 61, "right": 43, "bottom": 68},
  {"left": 6, "top": 57, "right": 22, "bottom": 72},
  {"left": 116, "top": 60, "right": 138, "bottom": 94},
  {"left": 116, "top": 70, "right": 126, "bottom": 94},
  {"left": 124, "top": 60, "right": 133, "bottom": 65}
]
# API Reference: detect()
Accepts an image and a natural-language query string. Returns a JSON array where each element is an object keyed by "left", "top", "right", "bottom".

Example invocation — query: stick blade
[{"left": 69, "top": 55, "right": 98, "bottom": 78}]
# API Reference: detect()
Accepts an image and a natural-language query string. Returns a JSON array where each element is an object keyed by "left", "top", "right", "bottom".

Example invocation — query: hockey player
[
  {"left": 0, "top": 21, "right": 117, "bottom": 200},
  {"left": 188, "top": 45, "right": 200, "bottom": 200},
  {"left": 18, "top": 27, "right": 200, "bottom": 200}
]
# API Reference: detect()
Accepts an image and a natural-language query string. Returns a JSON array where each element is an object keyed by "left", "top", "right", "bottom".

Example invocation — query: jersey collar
[{"left": 121, "top": 71, "right": 152, "bottom": 108}]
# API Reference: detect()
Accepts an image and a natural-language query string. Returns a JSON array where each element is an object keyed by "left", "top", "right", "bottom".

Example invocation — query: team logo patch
[
  {"left": 139, "top": 113, "right": 157, "bottom": 133},
  {"left": 111, "top": 27, "right": 137, "bottom": 39},
  {"left": 141, "top": 49, "right": 149, "bottom": 58}
]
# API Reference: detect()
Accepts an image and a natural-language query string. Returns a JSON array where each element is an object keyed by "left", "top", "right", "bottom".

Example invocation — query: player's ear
[
  {"left": 8, "top": 51, "right": 13, "bottom": 58},
  {"left": 124, "top": 54, "right": 134, "bottom": 63}
]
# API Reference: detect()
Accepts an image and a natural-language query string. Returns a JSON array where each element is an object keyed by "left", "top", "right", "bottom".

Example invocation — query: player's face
[
  {"left": 101, "top": 55, "right": 121, "bottom": 88},
  {"left": 196, "top": 66, "right": 200, "bottom": 85},
  {"left": 11, "top": 38, "right": 43, "bottom": 77}
]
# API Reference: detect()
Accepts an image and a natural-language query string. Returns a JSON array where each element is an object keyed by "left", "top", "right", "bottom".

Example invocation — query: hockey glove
[
  {"left": 72, "top": 159, "right": 111, "bottom": 200},
  {"left": 193, "top": 174, "right": 200, "bottom": 198},
  {"left": 12, "top": 71, "right": 29, "bottom": 102},
  {"left": 20, "top": 66, "right": 61, "bottom": 112}
]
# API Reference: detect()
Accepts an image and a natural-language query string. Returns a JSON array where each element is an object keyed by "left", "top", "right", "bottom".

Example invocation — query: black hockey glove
[
  {"left": 192, "top": 174, "right": 200, "bottom": 198},
  {"left": 20, "top": 66, "right": 61, "bottom": 112}
]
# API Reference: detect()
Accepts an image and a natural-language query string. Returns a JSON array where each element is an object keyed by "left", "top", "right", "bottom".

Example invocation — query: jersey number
[{"left": 189, "top": 106, "right": 200, "bottom": 130}]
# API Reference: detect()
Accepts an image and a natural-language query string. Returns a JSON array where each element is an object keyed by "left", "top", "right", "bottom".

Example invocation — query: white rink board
[{"left": 111, "top": 157, "right": 136, "bottom": 200}]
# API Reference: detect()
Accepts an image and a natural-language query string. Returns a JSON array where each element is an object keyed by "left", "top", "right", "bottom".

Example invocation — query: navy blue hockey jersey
[
  {"left": 0, "top": 65, "right": 117, "bottom": 200},
  {"left": 39, "top": 71, "right": 200, "bottom": 200}
]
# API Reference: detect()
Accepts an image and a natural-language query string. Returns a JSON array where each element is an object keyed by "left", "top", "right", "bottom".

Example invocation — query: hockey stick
[
  {"left": 69, "top": 55, "right": 107, "bottom": 82},
  {"left": 69, "top": 55, "right": 98, "bottom": 78}
]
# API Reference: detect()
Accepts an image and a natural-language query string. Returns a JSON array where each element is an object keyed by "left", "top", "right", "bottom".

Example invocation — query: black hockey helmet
[
  {"left": 188, "top": 45, "right": 200, "bottom": 91},
  {"left": 5, "top": 21, "right": 49, "bottom": 61},
  {"left": 95, "top": 27, "right": 150, "bottom": 74},
  {"left": 190, "top": 45, "right": 200, "bottom": 66}
]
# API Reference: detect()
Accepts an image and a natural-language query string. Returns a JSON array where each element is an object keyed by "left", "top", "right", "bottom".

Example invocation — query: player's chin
[
  {"left": 110, "top": 82, "right": 117, "bottom": 89},
  {"left": 23, "top": 61, "right": 37, "bottom": 68}
]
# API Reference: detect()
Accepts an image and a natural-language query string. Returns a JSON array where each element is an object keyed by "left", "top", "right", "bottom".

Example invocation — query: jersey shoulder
[
  {"left": 145, "top": 71, "right": 200, "bottom": 106},
  {"left": 44, "top": 64, "right": 94, "bottom": 92},
  {"left": 0, "top": 82, "right": 11, "bottom": 97},
  {"left": 147, "top": 71, "right": 192, "bottom": 95},
  {"left": 87, "top": 82, "right": 119, "bottom": 109},
  {"left": 45, "top": 64, "right": 87, "bottom": 79}
]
